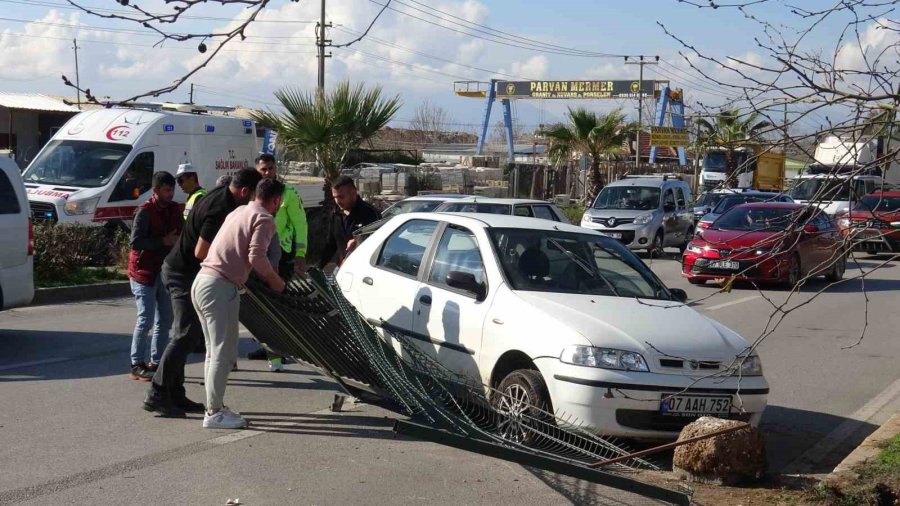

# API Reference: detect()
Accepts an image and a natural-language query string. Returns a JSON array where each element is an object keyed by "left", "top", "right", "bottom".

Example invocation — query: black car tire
[
  {"left": 493, "top": 369, "right": 553, "bottom": 445},
  {"left": 825, "top": 253, "right": 846, "bottom": 283},
  {"left": 782, "top": 254, "right": 801, "bottom": 289}
]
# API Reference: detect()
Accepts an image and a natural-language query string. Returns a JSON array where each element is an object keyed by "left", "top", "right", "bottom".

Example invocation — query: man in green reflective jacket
[
  {"left": 251, "top": 154, "right": 309, "bottom": 371},
  {"left": 175, "top": 163, "right": 207, "bottom": 221}
]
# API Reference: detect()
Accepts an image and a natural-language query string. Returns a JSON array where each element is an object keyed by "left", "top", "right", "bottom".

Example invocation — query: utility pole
[
  {"left": 189, "top": 83, "right": 195, "bottom": 104},
  {"left": 782, "top": 100, "right": 788, "bottom": 153},
  {"left": 624, "top": 55, "right": 659, "bottom": 168},
  {"left": 72, "top": 38, "right": 81, "bottom": 110},
  {"left": 316, "top": 0, "right": 332, "bottom": 92}
]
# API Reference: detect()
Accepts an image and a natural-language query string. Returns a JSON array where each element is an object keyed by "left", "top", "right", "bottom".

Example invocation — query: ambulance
[{"left": 21, "top": 105, "right": 259, "bottom": 228}]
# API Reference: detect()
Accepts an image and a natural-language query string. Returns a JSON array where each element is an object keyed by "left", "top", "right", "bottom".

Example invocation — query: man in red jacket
[{"left": 128, "top": 172, "right": 183, "bottom": 381}]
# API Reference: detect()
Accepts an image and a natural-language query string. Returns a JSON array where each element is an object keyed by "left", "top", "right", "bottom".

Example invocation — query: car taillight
[
  {"left": 28, "top": 218, "right": 34, "bottom": 256},
  {"left": 698, "top": 222, "right": 711, "bottom": 229}
]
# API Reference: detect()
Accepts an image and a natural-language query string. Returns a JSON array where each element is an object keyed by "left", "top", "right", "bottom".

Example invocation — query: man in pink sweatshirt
[{"left": 192, "top": 178, "right": 287, "bottom": 429}]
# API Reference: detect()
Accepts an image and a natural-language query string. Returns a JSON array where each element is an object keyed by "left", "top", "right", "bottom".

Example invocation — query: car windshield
[
  {"left": 695, "top": 192, "right": 727, "bottom": 208},
  {"left": 712, "top": 207, "right": 796, "bottom": 232},
  {"left": 790, "top": 178, "right": 869, "bottom": 202},
  {"left": 593, "top": 186, "right": 660, "bottom": 210},
  {"left": 856, "top": 195, "right": 900, "bottom": 212},
  {"left": 488, "top": 228, "right": 670, "bottom": 300},
  {"left": 703, "top": 152, "right": 727, "bottom": 173},
  {"left": 712, "top": 196, "right": 771, "bottom": 214},
  {"left": 23, "top": 140, "right": 132, "bottom": 188},
  {"left": 439, "top": 202, "right": 512, "bottom": 215},
  {"left": 382, "top": 200, "right": 442, "bottom": 218}
]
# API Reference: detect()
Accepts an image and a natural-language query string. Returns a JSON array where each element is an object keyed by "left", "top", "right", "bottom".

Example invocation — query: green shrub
[
  {"left": 33, "top": 223, "right": 120, "bottom": 280},
  {"left": 562, "top": 205, "right": 585, "bottom": 225}
]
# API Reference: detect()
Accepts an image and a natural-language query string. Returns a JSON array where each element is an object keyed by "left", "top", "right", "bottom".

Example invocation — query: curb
[
  {"left": 31, "top": 281, "right": 132, "bottom": 306},
  {"left": 832, "top": 411, "right": 900, "bottom": 475}
]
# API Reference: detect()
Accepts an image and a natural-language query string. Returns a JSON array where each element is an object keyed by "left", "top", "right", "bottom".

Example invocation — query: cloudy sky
[{"left": 0, "top": 0, "right": 892, "bottom": 134}]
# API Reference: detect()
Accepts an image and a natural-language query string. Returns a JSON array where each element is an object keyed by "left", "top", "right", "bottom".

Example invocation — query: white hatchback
[
  {"left": 0, "top": 156, "right": 34, "bottom": 310},
  {"left": 337, "top": 213, "right": 768, "bottom": 439}
]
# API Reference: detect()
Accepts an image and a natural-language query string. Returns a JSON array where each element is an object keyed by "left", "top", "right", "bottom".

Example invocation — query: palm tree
[
  {"left": 544, "top": 108, "right": 633, "bottom": 203},
  {"left": 697, "top": 109, "right": 771, "bottom": 178},
  {"left": 253, "top": 81, "right": 401, "bottom": 205}
]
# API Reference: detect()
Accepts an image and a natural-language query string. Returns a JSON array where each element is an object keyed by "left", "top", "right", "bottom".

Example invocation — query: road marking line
[
  {"left": 0, "top": 357, "right": 71, "bottom": 372},
  {"left": 785, "top": 376, "right": 900, "bottom": 474},
  {"left": 703, "top": 295, "right": 762, "bottom": 311}
]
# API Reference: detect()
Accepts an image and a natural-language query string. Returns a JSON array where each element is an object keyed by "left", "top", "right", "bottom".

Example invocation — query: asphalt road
[{"left": 1, "top": 251, "right": 898, "bottom": 504}]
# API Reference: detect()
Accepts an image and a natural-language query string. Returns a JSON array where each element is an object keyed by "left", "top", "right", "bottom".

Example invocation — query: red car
[
  {"left": 838, "top": 191, "right": 900, "bottom": 255},
  {"left": 682, "top": 202, "right": 847, "bottom": 286}
]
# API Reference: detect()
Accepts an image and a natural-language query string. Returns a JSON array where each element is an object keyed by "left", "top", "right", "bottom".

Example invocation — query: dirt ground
[{"left": 640, "top": 471, "right": 817, "bottom": 505}]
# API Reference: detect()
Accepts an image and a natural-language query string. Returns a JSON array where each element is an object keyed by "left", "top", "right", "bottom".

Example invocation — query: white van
[
  {"left": 0, "top": 156, "right": 34, "bottom": 310},
  {"left": 21, "top": 106, "right": 259, "bottom": 228}
]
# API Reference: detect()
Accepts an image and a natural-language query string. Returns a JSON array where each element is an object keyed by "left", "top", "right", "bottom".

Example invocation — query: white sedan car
[{"left": 337, "top": 213, "right": 768, "bottom": 439}]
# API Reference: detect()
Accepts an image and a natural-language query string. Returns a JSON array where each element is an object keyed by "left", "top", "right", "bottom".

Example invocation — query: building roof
[{"left": 0, "top": 93, "right": 80, "bottom": 113}]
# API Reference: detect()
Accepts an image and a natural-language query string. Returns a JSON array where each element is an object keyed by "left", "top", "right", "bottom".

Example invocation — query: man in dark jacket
[
  {"left": 143, "top": 168, "right": 262, "bottom": 417},
  {"left": 319, "top": 176, "right": 382, "bottom": 268},
  {"left": 128, "top": 171, "right": 183, "bottom": 381}
]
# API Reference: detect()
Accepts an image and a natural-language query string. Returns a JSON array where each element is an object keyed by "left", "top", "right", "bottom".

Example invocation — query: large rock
[{"left": 672, "top": 417, "right": 767, "bottom": 485}]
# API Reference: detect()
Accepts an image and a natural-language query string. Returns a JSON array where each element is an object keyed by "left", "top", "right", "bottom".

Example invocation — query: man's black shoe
[
  {"left": 247, "top": 347, "right": 267, "bottom": 360},
  {"left": 142, "top": 392, "right": 186, "bottom": 418},
  {"left": 173, "top": 396, "right": 205, "bottom": 413}
]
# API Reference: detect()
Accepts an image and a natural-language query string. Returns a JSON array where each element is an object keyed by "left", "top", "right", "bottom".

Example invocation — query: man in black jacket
[
  {"left": 143, "top": 168, "right": 262, "bottom": 418},
  {"left": 319, "top": 176, "right": 382, "bottom": 268}
]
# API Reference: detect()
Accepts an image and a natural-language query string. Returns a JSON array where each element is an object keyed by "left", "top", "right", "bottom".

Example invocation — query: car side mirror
[
  {"left": 669, "top": 288, "right": 688, "bottom": 303},
  {"left": 802, "top": 224, "right": 819, "bottom": 233},
  {"left": 446, "top": 271, "right": 486, "bottom": 300}
]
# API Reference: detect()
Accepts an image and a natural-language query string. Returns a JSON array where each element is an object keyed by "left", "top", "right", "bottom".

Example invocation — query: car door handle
[
  {"left": 419, "top": 295, "right": 432, "bottom": 305},
  {"left": 363, "top": 277, "right": 373, "bottom": 286}
]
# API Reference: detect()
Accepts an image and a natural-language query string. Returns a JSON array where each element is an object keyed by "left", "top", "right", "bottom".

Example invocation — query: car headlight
[
  {"left": 64, "top": 196, "right": 100, "bottom": 216},
  {"left": 754, "top": 248, "right": 772, "bottom": 256},
  {"left": 891, "top": 221, "right": 900, "bottom": 228},
  {"left": 734, "top": 355, "right": 763, "bottom": 376},
  {"left": 687, "top": 243, "right": 704, "bottom": 254},
  {"left": 633, "top": 213, "right": 654, "bottom": 225},
  {"left": 581, "top": 213, "right": 591, "bottom": 223},
  {"left": 560, "top": 345, "right": 649, "bottom": 372},
  {"left": 838, "top": 218, "right": 851, "bottom": 228}
]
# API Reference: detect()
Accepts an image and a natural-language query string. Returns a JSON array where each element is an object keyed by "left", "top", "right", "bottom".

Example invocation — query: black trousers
[{"left": 150, "top": 264, "right": 203, "bottom": 399}]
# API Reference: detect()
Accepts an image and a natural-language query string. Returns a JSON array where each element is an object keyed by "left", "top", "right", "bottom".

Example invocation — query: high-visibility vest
[{"left": 183, "top": 187, "right": 207, "bottom": 220}]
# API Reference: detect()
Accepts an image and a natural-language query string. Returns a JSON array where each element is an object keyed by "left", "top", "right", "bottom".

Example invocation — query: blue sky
[{"left": 0, "top": 0, "right": 879, "bottom": 134}]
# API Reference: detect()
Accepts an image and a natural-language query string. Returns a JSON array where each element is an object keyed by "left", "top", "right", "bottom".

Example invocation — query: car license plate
[
  {"left": 599, "top": 232, "right": 622, "bottom": 239},
  {"left": 709, "top": 260, "right": 739, "bottom": 270},
  {"left": 660, "top": 394, "right": 731, "bottom": 416}
]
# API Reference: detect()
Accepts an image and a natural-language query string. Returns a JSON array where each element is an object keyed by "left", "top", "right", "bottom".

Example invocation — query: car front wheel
[
  {"left": 825, "top": 252, "right": 846, "bottom": 282},
  {"left": 493, "top": 369, "right": 553, "bottom": 445}
]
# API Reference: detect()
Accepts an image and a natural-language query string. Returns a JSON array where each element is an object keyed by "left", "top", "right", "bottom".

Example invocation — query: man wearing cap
[{"left": 176, "top": 163, "right": 207, "bottom": 221}]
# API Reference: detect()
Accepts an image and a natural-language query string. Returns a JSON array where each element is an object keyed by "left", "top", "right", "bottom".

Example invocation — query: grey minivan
[{"left": 580, "top": 176, "right": 694, "bottom": 256}]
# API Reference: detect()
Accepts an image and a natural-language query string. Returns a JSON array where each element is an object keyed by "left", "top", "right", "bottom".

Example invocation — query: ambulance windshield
[{"left": 23, "top": 140, "right": 132, "bottom": 188}]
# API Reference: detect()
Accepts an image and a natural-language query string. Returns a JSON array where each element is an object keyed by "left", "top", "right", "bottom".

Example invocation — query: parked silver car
[{"left": 581, "top": 176, "right": 694, "bottom": 256}]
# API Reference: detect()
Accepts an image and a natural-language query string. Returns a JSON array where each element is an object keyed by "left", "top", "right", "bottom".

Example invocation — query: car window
[
  {"left": 532, "top": 205, "right": 557, "bottom": 221},
  {"left": 513, "top": 205, "right": 534, "bottom": 217},
  {"left": 0, "top": 171, "right": 21, "bottom": 214},
  {"left": 663, "top": 189, "right": 676, "bottom": 210},
  {"left": 815, "top": 213, "right": 834, "bottom": 230},
  {"left": 428, "top": 225, "right": 486, "bottom": 289},
  {"left": 377, "top": 219, "right": 438, "bottom": 277},
  {"left": 109, "top": 152, "right": 154, "bottom": 202},
  {"left": 675, "top": 187, "right": 686, "bottom": 208}
]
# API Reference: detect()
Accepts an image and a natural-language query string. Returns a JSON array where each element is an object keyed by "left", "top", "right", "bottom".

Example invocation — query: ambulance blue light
[
  {"left": 205, "top": 125, "right": 215, "bottom": 133},
  {"left": 243, "top": 120, "right": 252, "bottom": 128},
  {"left": 164, "top": 124, "right": 174, "bottom": 132}
]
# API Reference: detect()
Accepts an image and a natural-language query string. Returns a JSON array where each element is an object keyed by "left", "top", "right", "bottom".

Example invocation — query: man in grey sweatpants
[{"left": 192, "top": 178, "right": 287, "bottom": 429}]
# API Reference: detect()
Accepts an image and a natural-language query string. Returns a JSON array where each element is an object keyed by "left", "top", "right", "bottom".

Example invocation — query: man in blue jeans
[{"left": 127, "top": 171, "right": 183, "bottom": 380}]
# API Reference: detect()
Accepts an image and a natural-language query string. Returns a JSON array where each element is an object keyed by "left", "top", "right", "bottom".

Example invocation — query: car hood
[
  {"left": 697, "top": 229, "right": 786, "bottom": 250},
  {"left": 848, "top": 210, "right": 900, "bottom": 221},
  {"left": 698, "top": 212, "right": 722, "bottom": 224},
  {"left": 514, "top": 292, "right": 751, "bottom": 361}
]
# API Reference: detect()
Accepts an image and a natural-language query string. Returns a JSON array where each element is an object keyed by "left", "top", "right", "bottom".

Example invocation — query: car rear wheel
[
  {"left": 493, "top": 369, "right": 553, "bottom": 445},
  {"left": 825, "top": 252, "right": 846, "bottom": 282}
]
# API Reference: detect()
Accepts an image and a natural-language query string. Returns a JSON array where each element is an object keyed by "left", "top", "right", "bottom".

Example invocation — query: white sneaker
[
  {"left": 203, "top": 408, "right": 248, "bottom": 429},
  {"left": 268, "top": 357, "right": 284, "bottom": 372}
]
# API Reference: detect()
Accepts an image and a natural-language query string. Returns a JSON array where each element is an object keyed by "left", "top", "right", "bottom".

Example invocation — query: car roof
[
  {"left": 734, "top": 202, "right": 806, "bottom": 210},
  {"left": 605, "top": 177, "right": 685, "bottom": 188},
  {"left": 865, "top": 191, "right": 900, "bottom": 198},
  {"left": 719, "top": 191, "right": 782, "bottom": 198},
  {"left": 399, "top": 194, "right": 467, "bottom": 202},
  {"left": 400, "top": 211, "right": 588, "bottom": 234},
  {"left": 441, "top": 196, "right": 553, "bottom": 205}
]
